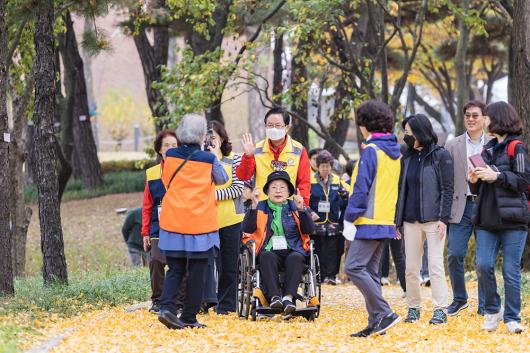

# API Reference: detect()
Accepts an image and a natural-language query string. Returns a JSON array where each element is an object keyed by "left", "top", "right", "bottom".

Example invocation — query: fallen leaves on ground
[{"left": 21, "top": 283, "right": 530, "bottom": 353}]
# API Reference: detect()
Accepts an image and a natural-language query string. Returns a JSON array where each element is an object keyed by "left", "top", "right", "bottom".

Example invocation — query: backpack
[{"left": 507, "top": 140, "right": 530, "bottom": 209}]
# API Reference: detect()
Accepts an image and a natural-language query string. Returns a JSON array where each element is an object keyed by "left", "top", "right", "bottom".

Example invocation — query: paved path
[{"left": 23, "top": 283, "right": 530, "bottom": 353}]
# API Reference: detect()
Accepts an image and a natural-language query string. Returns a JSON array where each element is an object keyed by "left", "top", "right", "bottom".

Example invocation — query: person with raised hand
[{"left": 236, "top": 107, "right": 311, "bottom": 207}]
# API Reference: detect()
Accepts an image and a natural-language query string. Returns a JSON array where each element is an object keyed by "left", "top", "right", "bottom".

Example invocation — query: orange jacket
[{"left": 159, "top": 145, "right": 220, "bottom": 235}]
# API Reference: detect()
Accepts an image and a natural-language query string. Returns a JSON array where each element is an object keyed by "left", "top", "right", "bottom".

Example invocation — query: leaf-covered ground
[{"left": 21, "top": 282, "right": 530, "bottom": 353}]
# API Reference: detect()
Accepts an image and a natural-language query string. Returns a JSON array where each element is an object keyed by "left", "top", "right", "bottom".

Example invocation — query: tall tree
[
  {"left": 130, "top": 0, "right": 169, "bottom": 131},
  {"left": 454, "top": 0, "right": 471, "bottom": 134},
  {"left": 0, "top": 0, "right": 14, "bottom": 295},
  {"left": 510, "top": 0, "right": 530, "bottom": 270},
  {"left": 61, "top": 12, "right": 103, "bottom": 189},
  {"left": 33, "top": 0, "right": 68, "bottom": 285}
]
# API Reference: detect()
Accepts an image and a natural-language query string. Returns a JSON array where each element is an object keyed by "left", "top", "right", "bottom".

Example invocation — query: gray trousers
[{"left": 345, "top": 239, "right": 393, "bottom": 327}]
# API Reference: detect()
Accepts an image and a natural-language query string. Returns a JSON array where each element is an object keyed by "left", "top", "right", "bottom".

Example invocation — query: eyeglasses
[
  {"left": 464, "top": 113, "right": 482, "bottom": 120},
  {"left": 269, "top": 186, "right": 288, "bottom": 192},
  {"left": 265, "top": 124, "right": 286, "bottom": 129}
]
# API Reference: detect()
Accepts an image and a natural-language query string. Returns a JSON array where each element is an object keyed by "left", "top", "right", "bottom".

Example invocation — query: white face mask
[{"left": 266, "top": 128, "right": 286, "bottom": 141}]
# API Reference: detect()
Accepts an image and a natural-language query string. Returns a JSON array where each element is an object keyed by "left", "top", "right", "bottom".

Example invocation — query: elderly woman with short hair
[{"left": 157, "top": 114, "right": 228, "bottom": 330}]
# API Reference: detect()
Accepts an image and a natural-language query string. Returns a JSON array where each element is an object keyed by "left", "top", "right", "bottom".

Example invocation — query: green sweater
[{"left": 121, "top": 208, "right": 144, "bottom": 251}]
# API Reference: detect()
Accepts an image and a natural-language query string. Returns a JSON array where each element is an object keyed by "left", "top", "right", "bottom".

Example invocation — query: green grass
[
  {"left": 0, "top": 267, "right": 150, "bottom": 317},
  {"left": 0, "top": 267, "right": 150, "bottom": 353},
  {"left": 0, "top": 324, "right": 19, "bottom": 353},
  {"left": 24, "top": 171, "right": 146, "bottom": 203}
]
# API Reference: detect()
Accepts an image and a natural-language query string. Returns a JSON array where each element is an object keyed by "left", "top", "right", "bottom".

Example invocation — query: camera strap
[{"left": 166, "top": 150, "right": 200, "bottom": 191}]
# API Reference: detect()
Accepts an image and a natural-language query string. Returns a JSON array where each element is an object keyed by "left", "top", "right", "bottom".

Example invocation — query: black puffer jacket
[
  {"left": 470, "top": 135, "right": 530, "bottom": 230},
  {"left": 395, "top": 144, "right": 454, "bottom": 226}
]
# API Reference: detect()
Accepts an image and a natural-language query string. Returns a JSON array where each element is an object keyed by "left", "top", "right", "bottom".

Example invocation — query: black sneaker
[
  {"left": 429, "top": 309, "right": 448, "bottom": 325},
  {"left": 282, "top": 299, "right": 296, "bottom": 315},
  {"left": 270, "top": 296, "right": 282, "bottom": 309},
  {"left": 447, "top": 301, "right": 468, "bottom": 316},
  {"left": 372, "top": 312, "right": 401, "bottom": 335},
  {"left": 350, "top": 326, "right": 374, "bottom": 337},
  {"left": 404, "top": 308, "right": 421, "bottom": 323}
]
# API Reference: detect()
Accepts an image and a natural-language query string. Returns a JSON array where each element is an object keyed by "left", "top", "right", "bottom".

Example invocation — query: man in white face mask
[{"left": 236, "top": 108, "right": 311, "bottom": 207}]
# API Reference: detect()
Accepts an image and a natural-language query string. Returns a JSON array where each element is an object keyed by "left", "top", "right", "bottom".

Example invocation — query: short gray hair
[{"left": 176, "top": 113, "right": 207, "bottom": 145}]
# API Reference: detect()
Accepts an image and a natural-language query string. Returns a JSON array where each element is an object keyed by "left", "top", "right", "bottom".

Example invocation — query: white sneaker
[
  {"left": 505, "top": 321, "right": 525, "bottom": 334},
  {"left": 335, "top": 277, "right": 342, "bottom": 285},
  {"left": 482, "top": 308, "right": 504, "bottom": 331},
  {"left": 381, "top": 277, "right": 390, "bottom": 286}
]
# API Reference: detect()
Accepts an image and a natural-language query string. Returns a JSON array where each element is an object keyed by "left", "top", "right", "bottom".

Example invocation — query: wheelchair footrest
[{"left": 256, "top": 306, "right": 318, "bottom": 316}]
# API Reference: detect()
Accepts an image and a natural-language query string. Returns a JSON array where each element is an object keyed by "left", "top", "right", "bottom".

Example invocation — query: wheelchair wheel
[
  {"left": 237, "top": 249, "right": 252, "bottom": 319},
  {"left": 313, "top": 254, "right": 322, "bottom": 318}
]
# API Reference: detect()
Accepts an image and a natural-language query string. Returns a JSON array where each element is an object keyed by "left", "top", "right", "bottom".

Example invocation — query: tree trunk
[
  {"left": 0, "top": 0, "right": 14, "bottom": 296},
  {"left": 132, "top": 0, "right": 169, "bottom": 132},
  {"left": 510, "top": 0, "right": 530, "bottom": 270},
  {"left": 63, "top": 12, "right": 103, "bottom": 189},
  {"left": 24, "top": 122, "right": 37, "bottom": 184},
  {"left": 324, "top": 79, "right": 350, "bottom": 158},
  {"left": 272, "top": 29, "right": 283, "bottom": 104},
  {"left": 9, "top": 67, "right": 35, "bottom": 278},
  {"left": 454, "top": 0, "right": 470, "bottom": 135},
  {"left": 290, "top": 39, "right": 309, "bottom": 148},
  {"left": 33, "top": 0, "right": 68, "bottom": 285}
]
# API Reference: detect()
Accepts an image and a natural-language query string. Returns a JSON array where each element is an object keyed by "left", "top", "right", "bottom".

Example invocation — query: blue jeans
[
  {"left": 476, "top": 229, "right": 527, "bottom": 323},
  {"left": 448, "top": 199, "right": 484, "bottom": 310}
]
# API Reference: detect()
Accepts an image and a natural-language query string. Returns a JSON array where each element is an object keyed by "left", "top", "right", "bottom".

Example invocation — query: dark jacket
[
  {"left": 309, "top": 173, "right": 348, "bottom": 224},
  {"left": 122, "top": 208, "right": 144, "bottom": 251},
  {"left": 395, "top": 144, "right": 454, "bottom": 226},
  {"left": 469, "top": 135, "right": 530, "bottom": 230},
  {"left": 241, "top": 200, "right": 315, "bottom": 256}
]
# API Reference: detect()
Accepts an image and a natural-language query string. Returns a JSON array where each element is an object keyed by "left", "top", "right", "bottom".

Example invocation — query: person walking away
[{"left": 157, "top": 114, "right": 229, "bottom": 330}]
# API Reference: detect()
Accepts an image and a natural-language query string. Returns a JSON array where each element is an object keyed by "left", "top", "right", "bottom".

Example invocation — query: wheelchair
[{"left": 236, "top": 240, "right": 321, "bottom": 321}]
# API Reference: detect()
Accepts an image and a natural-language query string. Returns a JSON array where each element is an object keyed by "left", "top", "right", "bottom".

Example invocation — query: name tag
[
  {"left": 318, "top": 201, "right": 330, "bottom": 213},
  {"left": 272, "top": 236, "right": 288, "bottom": 250},
  {"left": 157, "top": 206, "right": 162, "bottom": 219}
]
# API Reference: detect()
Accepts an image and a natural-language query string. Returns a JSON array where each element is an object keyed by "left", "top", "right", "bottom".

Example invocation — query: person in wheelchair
[{"left": 242, "top": 171, "right": 316, "bottom": 316}]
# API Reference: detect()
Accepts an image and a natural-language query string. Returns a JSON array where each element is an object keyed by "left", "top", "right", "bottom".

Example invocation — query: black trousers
[
  {"left": 150, "top": 239, "right": 187, "bottom": 307},
  {"left": 335, "top": 234, "right": 345, "bottom": 275},
  {"left": 149, "top": 239, "right": 166, "bottom": 305},
  {"left": 259, "top": 250, "right": 306, "bottom": 299},
  {"left": 380, "top": 238, "right": 406, "bottom": 292},
  {"left": 314, "top": 224, "right": 339, "bottom": 278},
  {"left": 216, "top": 223, "right": 242, "bottom": 312},
  {"left": 160, "top": 256, "right": 208, "bottom": 323}
]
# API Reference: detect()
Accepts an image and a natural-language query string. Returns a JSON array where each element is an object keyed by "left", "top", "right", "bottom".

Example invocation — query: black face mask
[{"left": 404, "top": 135, "right": 415, "bottom": 149}]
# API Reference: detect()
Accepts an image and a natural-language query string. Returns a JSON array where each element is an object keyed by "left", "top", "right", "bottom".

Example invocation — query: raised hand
[
  {"left": 293, "top": 188, "right": 305, "bottom": 211},
  {"left": 241, "top": 133, "right": 255, "bottom": 156}
]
